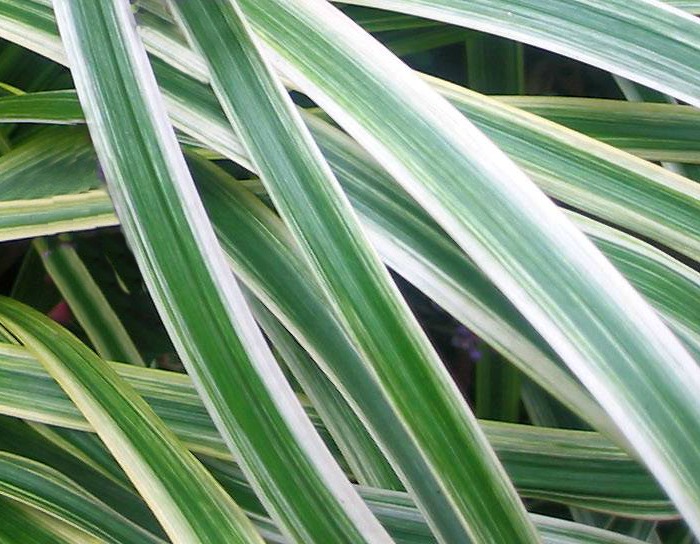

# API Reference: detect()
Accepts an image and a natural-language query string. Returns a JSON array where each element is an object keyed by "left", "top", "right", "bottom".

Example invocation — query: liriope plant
[{"left": 0, "top": 0, "right": 697, "bottom": 542}]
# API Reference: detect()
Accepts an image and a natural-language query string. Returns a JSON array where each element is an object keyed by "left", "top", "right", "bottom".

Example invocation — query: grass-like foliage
[{"left": 0, "top": 0, "right": 698, "bottom": 542}]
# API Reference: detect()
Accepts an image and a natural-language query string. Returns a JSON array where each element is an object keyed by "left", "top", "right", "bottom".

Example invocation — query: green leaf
[
  {"left": 465, "top": 33, "right": 524, "bottom": 95},
  {"left": 51, "top": 1, "right": 387, "bottom": 542},
  {"left": 34, "top": 236, "right": 144, "bottom": 366},
  {"left": 667, "top": 0, "right": 700, "bottom": 13},
  {"left": 136, "top": 15, "right": 700, "bottom": 261},
  {"left": 500, "top": 96, "right": 700, "bottom": 164},
  {"left": 236, "top": 2, "right": 700, "bottom": 535},
  {"left": 0, "top": 415, "right": 162, "bottom": 533},
  {"left": 0, "top": 297, "right": 264, "bottom": 543},
  {"left": 339, "top": 0, "right": 700, "bottom": 107},
  {"left": 475, "top": 343, "right": 522, "bottom": 423},
  {"left": 2, "top": 10, "right": 697, "bottom": 260},
  {"left": 1, "top": 2, "right": 700, "bottom": 532},
  {"left": 0, "top": 127, "right": 97, "bottom": 201},
  {"left": 0, "top": 348, "right": 676, "bottom": 519},
  {"left": 169, "top": 0, "right": 538, "bottom": 541},
  {"left": 0, "top": 89, "right": 83, "bottom": 123}
]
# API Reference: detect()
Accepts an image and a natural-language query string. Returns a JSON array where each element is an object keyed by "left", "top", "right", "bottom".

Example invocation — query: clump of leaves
[{"left": 0, "top": 1, "right": 698, "bottom": 543}]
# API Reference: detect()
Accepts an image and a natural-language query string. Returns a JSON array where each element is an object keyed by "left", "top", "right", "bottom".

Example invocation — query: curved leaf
[
  {"left": 170, "top": 1, "right": 539, "bottom": 541},
  {"left": 238, "top": 0, "right": 700, "bottom": 534},
  {"left": 51, "top": 1, "right": 388, "bottom": 542},
  {"left": 0, "top": 297, "right": 263, "bottom": 544},
  {"left": 339, "top": 0, "right": 700, "bottom": 107}
]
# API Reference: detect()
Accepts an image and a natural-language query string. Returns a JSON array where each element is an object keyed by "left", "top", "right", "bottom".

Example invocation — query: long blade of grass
[
  {"left": 0, "top": 348, "right": 676, "bottom": 518},
  {"left": 34, "top": 236, "right": 144, "bottom": 366},
  {"left": 206, "top": 455, "right": 654, "bottom": 544},
  {"left": 667, "top": 0, "right": 700, "bottom": 13},
  {"left": 501, "top": 96, "right": 700, "bottom": 165},
  {"left": 423, "top": 76, "right": 700, "bottom": 260},
  {"left": 0, "top": 297, "right": 264, "bottom": 543},
  {"left": 0, "top": 414, "right": 186, "bottom": 535},
  {"left": 234, "top": 2, "right": 700, "bottom": 534},
  {"left": 0, "top": 442, "right": 652, "bottom": 544},
  {"left": 339, "top": 2, "right": 700, "bottom": 30},
  {"left": 338, "top": 0, "right": 700, "bottom": 107},
  {"left": 51, "top": 1, "right": 392, "bottom": 542},
  {"left": 170, "top": 1, "right": 538, "bottom": 542}
]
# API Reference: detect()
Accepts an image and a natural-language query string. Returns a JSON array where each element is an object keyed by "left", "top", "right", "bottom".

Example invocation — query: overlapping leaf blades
[
  {"left": 338, "top": 0, "right": 700, "bottom": 107},
  {"left": 0, "top": 298, "right": 261, "bottom": 543},
  {"left": 169, "top": 1, "right": 539, "bottom": 542},
  {"left": 0, "top": 0, "right": 696, "bottom": 542},
  {"left": 0, "top": 346, "right": 675, "bottom": 520},
  {"left": 237, "top": 0, "right": 700, "bottom": 535},
  {"left": 50, "top": 1, "right": 388, "bottom": 542}
]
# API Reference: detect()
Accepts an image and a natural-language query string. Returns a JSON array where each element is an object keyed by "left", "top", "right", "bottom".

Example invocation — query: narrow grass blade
[
  {"left": 339, "top": 0, "right": 700, "bottom": 107},
  {"left": 501, "top": 96, "right": 700, "bottom": 164},
  {"left": 0, "top": 190, "right": 116, "bottom": 243},
  {"left": 475, "top": 344, "right": 522, "bottom": 423},
  {"left": 0, "top": 297, "right": 264, "bottom": 543},
  {"left": 52, "top": 1, "right": 387, "bottom": 541},
  {"left": 426, "top": 76, "right": 700, "bottom": 260},
  {"left": 170, "top": 1, "right": 538, "bottom": 541},
  {"left": 667, "top": 0, "right": 700, "bottom": 12},
  {"left": 34, "top": 236, "right": 144, "bottom": 365},
  {"left": 0, "top": 90, "right": 83, "bottom": 124},
  {"left": 465, "top": 33, "right": 523, "bottom": 95},
  {"left": 0, "top": 128, "right": 97, "bottom": 200}
]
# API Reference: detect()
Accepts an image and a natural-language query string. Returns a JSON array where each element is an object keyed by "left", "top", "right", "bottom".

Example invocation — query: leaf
[
  {"left": 501, "top": 96, "right": 700, "bottom": 164},
  {"left": 0, "top": 89, "right": 83, "bottom": 124},
  {"left": 667, "top": 0, "right": 700, "bottom": 13},
  {"left": 0, "top": 128, "right": 97, "bottom": 201},
  {"left": 0, "top": 297, "right": 263, "bottom": 543},
  {"left": 169, "top": 0, "right": 538, "bottom": 541},
  {"left": 236, "top": 2, "right": 700, "bottom": 535},
  {"left": 338, "top": 0, "right": 700, "bottom": 107},
  {"left": 51, "top": 1, "right": 386, "bottom": 542},
  {"left": 0, "top": 108, "right": 696, "bottom": 438},
  {"left": 34, "top": 236, "right": 144, "bottom": 365},
  {"left": 1, "top": 0, "right": 700, "bottom": 528}
]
